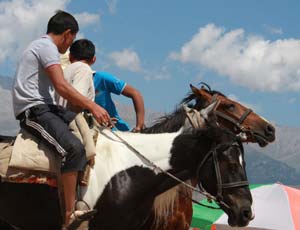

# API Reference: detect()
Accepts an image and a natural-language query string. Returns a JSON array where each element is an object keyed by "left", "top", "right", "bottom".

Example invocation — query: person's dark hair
[
  {"left": 69, "top": 39, "right": 95, "bottom": 61},
  {"left": 47, "top": 10, "right": 79, "bottom": 35}
]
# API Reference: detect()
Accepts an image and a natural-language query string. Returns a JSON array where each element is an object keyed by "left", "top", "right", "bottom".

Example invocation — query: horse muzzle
[{"left": 227, "top": 204, "right": 254, "bottom": 227}]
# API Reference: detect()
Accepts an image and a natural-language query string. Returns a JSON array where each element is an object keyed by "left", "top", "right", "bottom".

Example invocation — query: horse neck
[
  {"left": 169, "top": 129, "right": 213, "bottom": 177},
  {"left": 82, "top": 130, "right": 183, "bottom": 207}
]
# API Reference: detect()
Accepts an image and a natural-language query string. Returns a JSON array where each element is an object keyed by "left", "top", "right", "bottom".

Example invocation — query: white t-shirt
[
  {"left": 12, "top": 35, "right": 60, "bottom": 117},
  {"left": 57, "top": 61, "right": 95, "bottom": 108}
]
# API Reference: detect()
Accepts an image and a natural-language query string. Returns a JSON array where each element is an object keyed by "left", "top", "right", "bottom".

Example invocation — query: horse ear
[
  {"left": 191, "top": 84, "right": 212, "bottom": 101},
  {"left": 190, "top": 84, "right": 199, "bottom": 95},
  {"left": 200, "top": 100, "right": 219, "bottom": 118}
]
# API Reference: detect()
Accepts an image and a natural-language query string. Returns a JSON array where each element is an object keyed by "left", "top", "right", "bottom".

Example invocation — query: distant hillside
[
  {"left": 0, "top": 76, "right": 18, "bottom": 135},
  {"left": 245, "top": 145, "right": 300, "bottom": 185},
  {"left": 251, "top": 126, "right": 300, "bottom": 173},
  {"left": 0, "top": 75, "right": 13, "bottom": 90}
]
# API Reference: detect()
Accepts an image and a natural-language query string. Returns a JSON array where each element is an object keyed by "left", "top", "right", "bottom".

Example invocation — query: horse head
[
  {"left": 185, "top": 84, "right": 275, "bottom": 147},
  {"left": 170, "top": 126, "right": 253, "bottom": 227}
]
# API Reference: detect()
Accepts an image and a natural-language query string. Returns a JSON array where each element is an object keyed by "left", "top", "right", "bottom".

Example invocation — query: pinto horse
[
  {"left": 142, "top": 84, "right": 275, "bottom": 230},
  {"left": 0, "top": 115, "right": 253, "bottom": 229}
]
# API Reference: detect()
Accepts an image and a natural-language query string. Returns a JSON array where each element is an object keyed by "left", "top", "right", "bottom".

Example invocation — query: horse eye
[{"left": 226, "top": 104, "right": 235, "bottom": 111}]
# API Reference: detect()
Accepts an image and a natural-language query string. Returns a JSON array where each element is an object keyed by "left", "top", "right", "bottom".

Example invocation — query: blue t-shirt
[{"left": 93, "top": 71, "right": 130, "bottom": 131}]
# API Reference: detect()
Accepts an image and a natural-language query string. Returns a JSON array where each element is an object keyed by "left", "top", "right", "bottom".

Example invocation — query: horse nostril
[
  {"left": 242, "top": 207, "right": 252, "bottom": 220},
  {"left": 265, "top": 124, "right": 275, "bottom": 137}
]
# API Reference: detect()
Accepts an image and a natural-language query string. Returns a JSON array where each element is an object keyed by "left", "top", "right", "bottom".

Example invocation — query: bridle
[
  {"left": 195, "top": 141, "right": 249, "bottom": 209},
  {"left": 182, "top": 104, "right": 249, "bottom": 210},
  {"left": 209, "top": 94, "right": 254, "bottom": 137}
]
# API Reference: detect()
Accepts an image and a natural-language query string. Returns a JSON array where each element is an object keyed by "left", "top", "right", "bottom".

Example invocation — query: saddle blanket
[{"left": 0, "top": 113, "right": 96, "bottom": 180}]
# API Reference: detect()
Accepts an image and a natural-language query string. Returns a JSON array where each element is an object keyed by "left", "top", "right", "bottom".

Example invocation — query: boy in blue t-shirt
[{"left": 93, "top": 71, "right": 145, "bottom": 131}]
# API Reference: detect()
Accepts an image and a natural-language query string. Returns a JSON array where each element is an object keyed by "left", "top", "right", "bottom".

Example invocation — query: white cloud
[
  {"left": 144, "top": 66, "right": 171, "bottom": 81},
  {"left": 170, "top": 23, "right": 300, "bottom": 92},
  {"left": 109, "top": 49, "right": 142, "bottom": 72},
  {"left": 263, "top": 24, "right": 283, "bottom": 35},
  {"left": 0, "top": 0, "right": 100, "bottom": 65},
  {"left": 74, "top": 12, "right": 100, "bottom": 27},
  {"left": 105, "top": 0, "right": 118, "bottom": 14}
]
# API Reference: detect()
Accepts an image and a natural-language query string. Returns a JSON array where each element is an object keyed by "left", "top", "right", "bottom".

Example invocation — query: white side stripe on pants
[{"left": 24, "top": 110, "right": 67, "bottom": 157}]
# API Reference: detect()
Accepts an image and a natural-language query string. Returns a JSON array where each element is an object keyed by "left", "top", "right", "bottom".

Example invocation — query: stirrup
[{"left": 66, "top": 209, "right": 97, "bottom": 230}]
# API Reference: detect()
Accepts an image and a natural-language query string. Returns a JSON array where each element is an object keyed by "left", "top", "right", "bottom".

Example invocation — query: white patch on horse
[
  {"left": 239, "top": 152, "right": 243, "bottom": 168},
  {"left": 81, "top": 129, "right": 182, "bottom": 209}
]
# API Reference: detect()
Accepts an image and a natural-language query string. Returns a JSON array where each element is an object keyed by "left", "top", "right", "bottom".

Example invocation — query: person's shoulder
[
  {"left": 72, "top": 61, "right": 91, "bottom": 69},
  {"left": 94, "top": 71, "right": 118, "bottom": 81},
  {"left": 64, "top": 61, "right": 92, "bottom": 74},
  {"left": 30, "top": 35, "right": 57, "bottom": 52}
]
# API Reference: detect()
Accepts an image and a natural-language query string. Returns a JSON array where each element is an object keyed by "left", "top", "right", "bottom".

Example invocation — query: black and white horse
[{"left": 0, "top": 121, "right": 253, "bottom": 229}]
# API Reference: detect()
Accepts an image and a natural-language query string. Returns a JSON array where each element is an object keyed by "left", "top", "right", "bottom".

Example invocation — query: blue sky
[{"left": 0, "top": 0, "right": 300, "bottom": 127}]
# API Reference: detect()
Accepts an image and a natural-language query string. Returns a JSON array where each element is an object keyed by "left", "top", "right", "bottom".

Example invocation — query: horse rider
[
  {"left": 60, "top": 38, "right": 145, "bottom": 132},
  {"left": 12, "top": 10, "right": 111, "bottom": 227}
]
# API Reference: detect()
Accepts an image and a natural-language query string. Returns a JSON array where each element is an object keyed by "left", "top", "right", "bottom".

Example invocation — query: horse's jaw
[
  {"left": 220, "top": 199, "right": 254, "bottom": 228},
  {"left": 238, "top": 131, "right": 274, "bottom": 147}
]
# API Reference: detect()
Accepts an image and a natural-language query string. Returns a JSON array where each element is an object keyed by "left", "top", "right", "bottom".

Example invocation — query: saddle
[{"left": 0, "top": 113, "right": 96, "bottom": 186}]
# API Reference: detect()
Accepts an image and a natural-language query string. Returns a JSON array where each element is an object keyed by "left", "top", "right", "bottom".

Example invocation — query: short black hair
[
  {"left": 69, "top": 39, "right": 95, "bottom": 61},
  {"left": 47, "top": 10, "right": 79, "bottom": 35}
]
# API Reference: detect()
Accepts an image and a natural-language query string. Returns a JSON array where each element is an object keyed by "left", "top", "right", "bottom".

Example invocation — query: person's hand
[
  {"left": 131, "top": 125, "right": 145, "bottom": 133},
  {"left": 88, "top": 157, "right": 95, "bottom": 168},
  {"left": 90, "top": 104, "right": 112, "bottom": 127}
]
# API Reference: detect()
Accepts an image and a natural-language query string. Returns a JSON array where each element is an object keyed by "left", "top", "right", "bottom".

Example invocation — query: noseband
[{"left": 196, "top": 142, "right": 249, "bottom": 209}]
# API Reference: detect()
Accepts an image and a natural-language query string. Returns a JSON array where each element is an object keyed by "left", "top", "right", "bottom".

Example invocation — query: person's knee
[{"left": 63, "top": 141, "right": 87, "bottom": 172}]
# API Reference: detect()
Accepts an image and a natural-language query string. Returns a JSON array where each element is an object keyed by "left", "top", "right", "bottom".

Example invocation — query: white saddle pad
[
  {"left": 0, "top": 140, "right": 14, "bottom": 177},
  {"left": 9, "top": 128, "right": 58, "bottom": 173},
  {"left": 8, "top": 113, "right": 96, "bottom": 174}
]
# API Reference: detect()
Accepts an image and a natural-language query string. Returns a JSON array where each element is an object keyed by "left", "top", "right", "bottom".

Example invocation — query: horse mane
[{"left": 142, "top": 107, "right": 187, "bottom": 133}]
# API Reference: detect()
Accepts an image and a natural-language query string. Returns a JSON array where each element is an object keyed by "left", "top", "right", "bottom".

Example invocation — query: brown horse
[
  {"left": 143, "top": 84, "right": 275, "bottom": 230},
  {"left": 188, "top": 84, "right": 275, "bottom": 147}
]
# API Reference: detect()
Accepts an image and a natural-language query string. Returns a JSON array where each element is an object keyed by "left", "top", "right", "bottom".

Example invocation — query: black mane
[{"left": 142, "top": 107, "right": 187, "bottom": 133}]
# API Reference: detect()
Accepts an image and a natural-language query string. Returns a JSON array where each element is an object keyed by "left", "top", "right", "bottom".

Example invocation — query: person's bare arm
[
  {"left": 45, "top": 64, "right": 111, "bottom": 124},
  {"left": 121, "top": 84, "right": 145, "bottom": 131}
]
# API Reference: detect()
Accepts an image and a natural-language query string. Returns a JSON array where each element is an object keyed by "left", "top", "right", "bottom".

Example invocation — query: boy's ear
[
  {"left": 69, "top": 53, "right": 75, "bottom": 63},
  {"left": 90, "top": 56, "right": 96, "bottom": 65}
]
